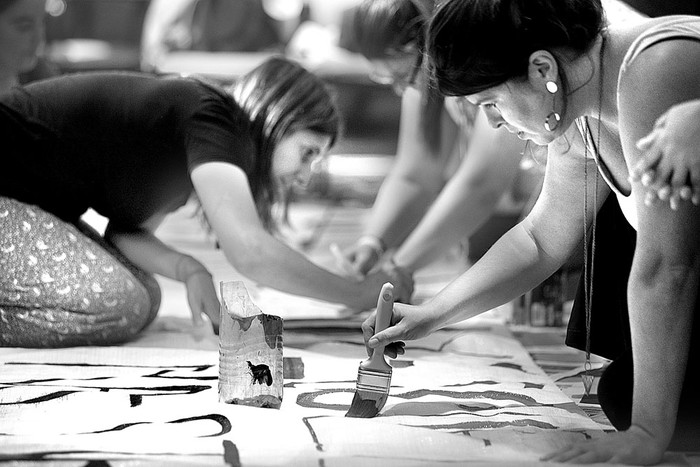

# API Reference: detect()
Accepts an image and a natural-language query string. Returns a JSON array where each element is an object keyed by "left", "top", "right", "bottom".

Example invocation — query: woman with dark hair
[
  {"left": 0, "top": 56, "right": 412, "bottom": 348},
  {"left": 341, "top": 0, "right": 526, "bottom": 278},
  {"left": 0, "top": 0, "right": 48, "bottom": 93},
  {"left": 362, "top": 0, "right": 700, "bottom": 463}
]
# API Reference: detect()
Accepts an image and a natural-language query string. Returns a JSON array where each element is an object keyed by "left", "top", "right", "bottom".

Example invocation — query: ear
[{"left": 527, "top": 50, "right": 559, "bottom": 91}]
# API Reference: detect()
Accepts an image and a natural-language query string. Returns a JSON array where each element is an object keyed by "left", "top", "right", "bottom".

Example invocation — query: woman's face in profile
[
  {"left": 467, "top": 79, "right": 560, "bottom": 146},
  {"left": 272, "top": 129, "right": 332, "bottom": 190},
  {"left": 0, "top": 0, "right": 45, "bottom": 76}
]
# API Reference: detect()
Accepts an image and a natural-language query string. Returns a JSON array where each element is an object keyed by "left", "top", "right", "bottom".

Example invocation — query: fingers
[
  {"left": 631, "top": 139, "right": 663, "bottom": 181},
  {"left": 361, "top": 311, "right": 377, "bottom": 357},
  {"left": 353, "top": 245, "right": 381, "bottom": 275},
  {"left": 691, "top": 166, "right": 700, "bottom": 205},
  {"left": 367, "top": 325, "right": 404, "bottom": 350}
]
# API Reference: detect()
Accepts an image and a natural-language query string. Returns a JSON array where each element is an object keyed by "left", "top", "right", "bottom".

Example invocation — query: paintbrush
[{"left": 346, "top": 282, "right": 394, "bottom": 418}]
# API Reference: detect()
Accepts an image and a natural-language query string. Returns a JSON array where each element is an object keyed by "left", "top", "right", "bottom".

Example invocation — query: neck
[{"left": 565, "top": 34, "right": 612, "bottom": 125}]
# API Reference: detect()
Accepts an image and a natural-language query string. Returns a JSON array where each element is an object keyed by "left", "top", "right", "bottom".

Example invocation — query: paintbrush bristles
[
  {"left": 345, "top": 366, "right": 392, "bottom": 418},
  {"left": 346, "top": 282, "right": 395, "bottom": 418},
  {"left": 345, "top": 390, "right": 389, "bottom": 418}
]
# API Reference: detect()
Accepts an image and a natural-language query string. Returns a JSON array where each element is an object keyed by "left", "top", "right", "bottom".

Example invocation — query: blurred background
[{"left": 31, "top": 0, "right": 700, "bottom": 290}]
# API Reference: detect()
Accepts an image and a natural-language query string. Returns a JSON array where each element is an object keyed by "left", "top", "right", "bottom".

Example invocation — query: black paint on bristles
[
  {"left": 345, "top": 282, "right": 395, "bottom": 418},
  {"left": 345, "top": 366, "right": 392, "bottom": 418}
]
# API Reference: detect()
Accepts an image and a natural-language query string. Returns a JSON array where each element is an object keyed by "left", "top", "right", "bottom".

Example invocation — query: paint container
[{"left": 218, "top": 281, "right": 283, "bottom": 408}]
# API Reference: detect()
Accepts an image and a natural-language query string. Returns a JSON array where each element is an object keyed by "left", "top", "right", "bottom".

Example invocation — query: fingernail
[{"left": 368, "top": 338, "right": 378, "bottom": 348}]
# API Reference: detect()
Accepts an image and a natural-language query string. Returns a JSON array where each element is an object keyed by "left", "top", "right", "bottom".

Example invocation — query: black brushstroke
[
  {"left": 86, "top": 414, "right": 231, "bottom": 438},
  {"left": 4, "top": 362, "right": 214, "bottom": 371},
  {"left": 129, "top": 394, "right": 142, "bottom": 407},
  {"left": 223, "top": 440, "right": 241, "bottom": 467},
  {"left": 0, "top": 390, "right": 76, "bottom": 405},
  {"left": 296, "top": 388, "right": 355, "bottom": 410},
  {"left": 491, "top": 362, "right": 529, "bottom": 373},
  {"left": 301, "top": 416, "right": 325, "bottom": 452},
  {"left": 144, "top": 369, "right": 217, "bottom": 381},
  {"left": 285, "top": 380, "right": 355, "bottom": 389},
  {"left": 390, "top": 360, "right": 414, "bottom": 368},
  {"left": 432, "top": 418, "right": 557, "bottom": 432},
  {"left": 443, "top": 381, "right": 498, "bottom": 387},
  {"left": 171, "top": 414, "right": 232, "bottom": 437},
  {"left": 392, "top": 389, "right": 539, "bottom": 405},
  {"left": 84, "top": 460, "right": 111, "bottom": 466}
]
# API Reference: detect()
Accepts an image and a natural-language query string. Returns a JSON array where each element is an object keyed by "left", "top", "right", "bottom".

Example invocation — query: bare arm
[
  {"left": 393, "top": 111, "right": 525, "bottom": 272},
  {"left": 190, "top": 161, "right": 410, "bottom": 310},
  {"left": 618, "top": 39, "right": 700, "bottom": 456},
  {"left": 105, "top": 214, "right": 220, "bottom": 329},
  {"left": 366, "top": 130, "right": 608, "bottom": 344},
  {"left": 350, "top": 88, "right": 458, "bottom": 271}
]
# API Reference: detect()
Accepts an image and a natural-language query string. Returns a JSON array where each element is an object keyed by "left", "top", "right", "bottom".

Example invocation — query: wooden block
[{"left": 218, "top": 281, "right": 283, "bottom": 408}]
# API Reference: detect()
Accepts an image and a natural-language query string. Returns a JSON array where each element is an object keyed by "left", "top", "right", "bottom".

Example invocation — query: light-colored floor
[{"left": 80, "top": 194, "right": 699, "bottom": 465}]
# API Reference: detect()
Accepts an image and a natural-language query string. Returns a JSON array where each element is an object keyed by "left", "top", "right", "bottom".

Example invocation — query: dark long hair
[
  {"left": 0, "top": 0, "right": 19, "bottom": 13},
  {"left": 228, "top": 56, "right": 339, "bottom": 230},
  {"left": 352, "top": 0, "right": 444, "bottom": 153},
  {"left": 428, "top": 0, "right": 605, "bottom": 97}
]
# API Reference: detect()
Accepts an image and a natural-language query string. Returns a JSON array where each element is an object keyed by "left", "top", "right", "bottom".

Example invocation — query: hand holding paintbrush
[{"left": 346, "top": 282, "right": 396, "bottom": 418}]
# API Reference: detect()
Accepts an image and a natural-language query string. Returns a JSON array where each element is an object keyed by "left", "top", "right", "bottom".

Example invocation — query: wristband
[{"left": 357, "top": 235, "right": 386, "bottom": 256}]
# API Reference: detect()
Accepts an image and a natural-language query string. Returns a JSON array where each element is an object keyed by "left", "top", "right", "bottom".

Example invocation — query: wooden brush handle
[{"left": 366, "top": 282, "right": 394, "bottom": 370}]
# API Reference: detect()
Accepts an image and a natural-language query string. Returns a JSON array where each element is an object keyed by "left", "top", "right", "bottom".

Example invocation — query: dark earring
[{"left": 544, "top": 81, "right": 560, "bottom": 132}]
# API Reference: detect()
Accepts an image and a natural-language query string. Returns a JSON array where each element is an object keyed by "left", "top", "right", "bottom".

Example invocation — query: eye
[
  {"left": 301, "top": 147, "right": 318, "bottom": 164},
  {"left": 482, "top": 102, "right": 498, "bottom": 109}
]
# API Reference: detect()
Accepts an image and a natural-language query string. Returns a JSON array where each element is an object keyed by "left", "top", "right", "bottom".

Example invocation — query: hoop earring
[{"left": 544, "top": 80, "right": 560, "bottom": 132}]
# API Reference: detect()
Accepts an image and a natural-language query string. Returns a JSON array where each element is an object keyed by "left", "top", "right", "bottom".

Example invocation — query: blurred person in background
[
  {"left": 0, "top": 0, "right": 55, "bottom": 94},
  {"left": 141, "top": 0, "right": 306, "bottom": 73},
  {"left": 340, "top": 0, "right": 527, "bottom": 279}
]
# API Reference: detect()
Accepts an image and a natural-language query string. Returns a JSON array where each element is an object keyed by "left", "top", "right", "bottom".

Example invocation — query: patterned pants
[{"left": 0, "top": 197, "right": 160, "bottom": 347}]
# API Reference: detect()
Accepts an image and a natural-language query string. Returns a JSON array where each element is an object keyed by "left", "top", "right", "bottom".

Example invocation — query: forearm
[
  {"left": 393, "top": 175, "right": 505, "bottom": 272},
  {"left": 427, "top": 221, "right": 563, "bottom": 327},
  {"left": 628, "top": 260, "right": 698, "bottom": 446},
  {"left": 220, "top": 230, "right": 368, "bottom": 308},
  {"left": 105, "top": 225, "right": 204, "bottom": 282},
  {"left": 363, "top": 172, "right": 438, "bottom": 250}
]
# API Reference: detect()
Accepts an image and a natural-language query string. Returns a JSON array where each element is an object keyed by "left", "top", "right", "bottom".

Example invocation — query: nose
[
  {"left": 484, "top": 112, "right": 503, "bottom": 130},
  {"left": 294, "top": 155, "right": 325, "bottom": 189}
]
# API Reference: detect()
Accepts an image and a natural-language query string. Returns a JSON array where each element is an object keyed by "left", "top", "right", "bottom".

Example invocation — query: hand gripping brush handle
[{"left": 346, "top": 282, "right": 394, "bottom": 418}]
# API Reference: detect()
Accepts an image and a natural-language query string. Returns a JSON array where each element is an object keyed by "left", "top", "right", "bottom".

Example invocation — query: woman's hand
[
  {"left": 343, "top": 235, "right": 386, "bottom": 276},
  {"left": 632, "top": 100, "right": 700, "bottom": 209},
  {"left": 541, "top": 425, "right": 666, "bottom": 465},
  {"left": 361, "top": 301, "right": 442, "bottom": 358},
  {"left": 184, "top": 269, "right": 221, "bottom": 336},
  {"left": 176, "top": 255, "right": 220, "bottom": 335},
  {"left": 358, "top": 262, "right": 414, "bottom": 309}
]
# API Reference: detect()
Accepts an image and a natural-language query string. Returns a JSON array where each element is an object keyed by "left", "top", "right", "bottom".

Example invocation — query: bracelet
[{"left": 357, "top": 235, "right": 386, "bottom": 256}]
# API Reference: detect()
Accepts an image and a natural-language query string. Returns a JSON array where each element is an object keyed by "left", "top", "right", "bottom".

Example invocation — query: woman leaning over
[{"left": 363, "top": 0, "right": 700, "bottom": 463}]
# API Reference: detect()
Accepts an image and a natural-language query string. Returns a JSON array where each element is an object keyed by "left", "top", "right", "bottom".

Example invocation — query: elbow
[
  {"left": 630, "top": 249, "right": 699, "bottom": 296},
  {"left": 220, "top": 235, "right": 270, "bottom": 279}
]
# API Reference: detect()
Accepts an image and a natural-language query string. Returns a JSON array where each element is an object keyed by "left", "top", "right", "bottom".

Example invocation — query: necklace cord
[{"left": 583, "top": 34, "right": 605, "bottom": 387}]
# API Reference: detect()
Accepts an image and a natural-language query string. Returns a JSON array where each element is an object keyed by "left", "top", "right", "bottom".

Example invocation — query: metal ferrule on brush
[
  {"left": 346, "top": 282, "right": 395, "bottom": 418},
  {"left": 356, "top": 367, "right": 393, "bottom": 392}
]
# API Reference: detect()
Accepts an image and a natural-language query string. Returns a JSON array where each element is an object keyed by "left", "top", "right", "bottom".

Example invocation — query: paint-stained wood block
[{"left": 218, "top": 281, "right": 283, "bottom": 408}]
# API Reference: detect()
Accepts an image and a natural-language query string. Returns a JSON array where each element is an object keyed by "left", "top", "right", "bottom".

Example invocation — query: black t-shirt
[{"left": 0, "top": 71, "right": 255, "bottom": 229}]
